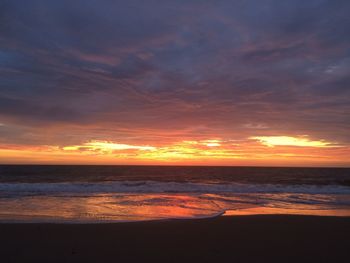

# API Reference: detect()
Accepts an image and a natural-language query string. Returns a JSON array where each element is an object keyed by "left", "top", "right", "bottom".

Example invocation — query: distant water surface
[{"left": 0, "top": 165, "right": 349, "bottom": 222}]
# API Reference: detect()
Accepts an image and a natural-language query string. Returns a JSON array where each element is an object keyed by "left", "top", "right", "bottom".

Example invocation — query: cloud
[
  {"left": 63, "top": 140, "right": 156, "bottom": 153},
  {"left": 250, "top": 136, "right": 338, "bottom": 148},
  {"left": 0, "top": 0, "right": 349, "bottom": 164}
]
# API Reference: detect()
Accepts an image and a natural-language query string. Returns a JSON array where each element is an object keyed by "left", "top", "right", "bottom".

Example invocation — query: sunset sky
[{"left": 0, "top": 0, "right": 349, "bottom": 166}]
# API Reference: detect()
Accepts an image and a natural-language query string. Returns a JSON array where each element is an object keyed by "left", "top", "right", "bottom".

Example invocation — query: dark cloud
[{"left": 0, "top": 0, "right": 349, "bottom": 146}]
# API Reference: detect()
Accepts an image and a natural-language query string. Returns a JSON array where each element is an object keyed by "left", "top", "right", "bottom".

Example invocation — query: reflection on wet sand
[
  {"left": 225, "top": 207, "right": 350, "bottom": 217},
  {"left": 0, "top": 193, "right": 349, "bottom": 222},
  {"left": 0, "top": 194, "right": 223, "bottom": 222}
]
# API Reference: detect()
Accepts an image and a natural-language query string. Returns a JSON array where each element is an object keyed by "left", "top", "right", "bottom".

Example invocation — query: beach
[{"left": 1, "top": 215, "right": 349, "bottom": 263}]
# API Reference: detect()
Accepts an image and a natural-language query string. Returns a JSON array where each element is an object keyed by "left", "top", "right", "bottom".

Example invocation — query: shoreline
[
  {"left": 1, "top": 206, "right": 350, "bottom": 224},
  {"left": 1, "top": 214, "right": 349, "bottom": 262}
]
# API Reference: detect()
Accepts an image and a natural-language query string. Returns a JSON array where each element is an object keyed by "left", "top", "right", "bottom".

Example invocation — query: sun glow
[
  {"left": 203, "top": 140, "right": 222, "bottom": 147},
  {"left": 61, "top": 139, "right": 234, "bottom": 161}
]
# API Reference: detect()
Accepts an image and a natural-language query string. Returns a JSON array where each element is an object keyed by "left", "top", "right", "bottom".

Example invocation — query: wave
[{"left": 1, "top": 181, "right": 350, "bottom": 196}]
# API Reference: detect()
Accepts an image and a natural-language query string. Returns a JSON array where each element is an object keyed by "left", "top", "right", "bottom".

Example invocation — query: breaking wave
[{"left": 1, "top": 181, "right": 350, "bottom": 196}]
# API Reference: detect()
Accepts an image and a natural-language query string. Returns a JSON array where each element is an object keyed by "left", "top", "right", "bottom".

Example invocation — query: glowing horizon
[{"left": 1, "top": 136, "right": 349, "bottom": 166}]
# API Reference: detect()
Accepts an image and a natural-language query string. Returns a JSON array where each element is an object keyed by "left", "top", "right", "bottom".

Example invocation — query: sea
[{"left": 0, "top": 165, "right": 349, "bottom": 223}]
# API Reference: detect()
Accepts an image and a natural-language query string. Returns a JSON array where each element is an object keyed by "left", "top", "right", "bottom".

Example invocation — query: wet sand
[{"left": 0, "top": 215, "right": 349, "bottom": 263}]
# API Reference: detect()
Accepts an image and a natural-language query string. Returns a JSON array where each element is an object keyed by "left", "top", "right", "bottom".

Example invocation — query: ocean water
[{"left": 0, "top": 165, "right": 349, "bottom": 222}]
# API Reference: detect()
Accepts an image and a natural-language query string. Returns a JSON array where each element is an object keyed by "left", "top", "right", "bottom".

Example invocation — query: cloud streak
[{"left": 250, "top": 136, "right": 338, "bottom": 148}]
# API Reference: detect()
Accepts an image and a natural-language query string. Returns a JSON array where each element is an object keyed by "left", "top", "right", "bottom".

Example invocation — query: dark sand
[{"left": 1, "top": 215, "right": 349, "bottom": 263}]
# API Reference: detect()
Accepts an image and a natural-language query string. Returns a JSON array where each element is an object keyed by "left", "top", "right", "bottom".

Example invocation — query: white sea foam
[{"left": 0, "top": 181, "right": 349, "bottom": 195}]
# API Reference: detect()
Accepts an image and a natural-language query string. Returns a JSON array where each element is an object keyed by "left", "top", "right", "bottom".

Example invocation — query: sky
[{"left": 0, "top": 0, "right": 349, "bottom": 166}]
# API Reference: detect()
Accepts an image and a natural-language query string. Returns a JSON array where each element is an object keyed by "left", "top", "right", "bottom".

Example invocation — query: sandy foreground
[{"left": 0, "top": 215, "right": 349, "bottom": 263}]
